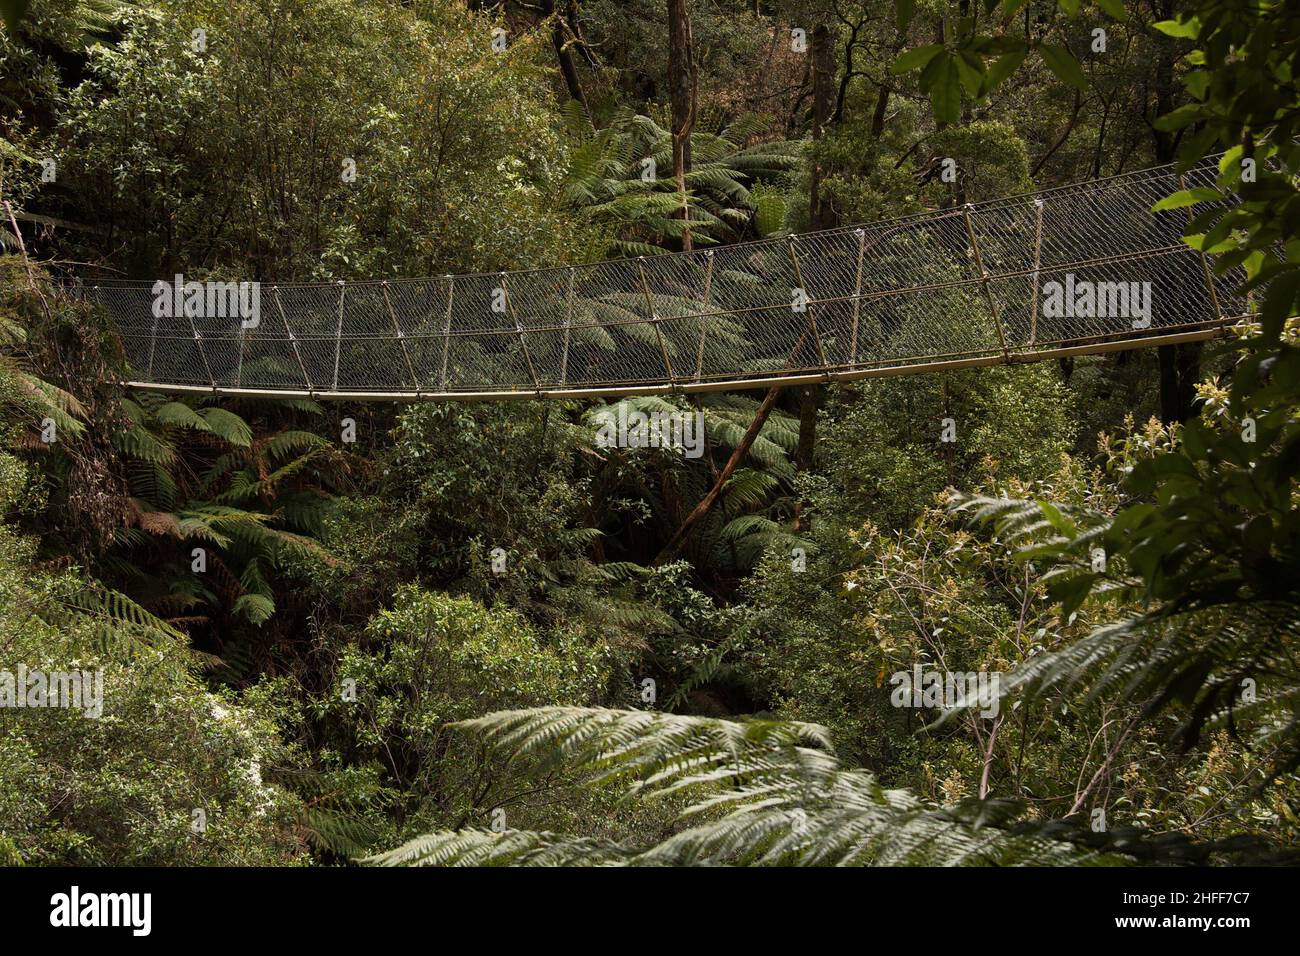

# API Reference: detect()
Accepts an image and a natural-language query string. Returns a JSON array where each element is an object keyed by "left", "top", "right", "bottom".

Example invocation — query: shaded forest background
[{"left": 0, "top": 0, "right": 1297, "bottom": 864}]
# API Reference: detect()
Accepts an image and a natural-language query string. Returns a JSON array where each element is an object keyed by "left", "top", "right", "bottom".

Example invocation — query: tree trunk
[
  {"left": 667, "top": 0, "right": 696, "bottom": 250},
  {"left": 792, "top": 384, "right": 820, "bottom": 532},
  {"left": 869, "top": 85, "right": 890, "bottom": 139},
  {"left": 800, "top": 22, "right": 835, "bottom": 504},
  {"left": 795, "top": 385, "right": 818, "bottom": 472},
  {"left": 809, "top": 23, "right": 838, "bottom": 230},
  {"left": 549, "top": 0, "right": 588, "bottom": 109},
  {"left": 1158, "top": 341, "right": 1204, "bottom": 424}
]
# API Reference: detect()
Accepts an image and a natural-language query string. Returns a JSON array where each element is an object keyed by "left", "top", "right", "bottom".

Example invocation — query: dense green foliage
[{"left": 1, "top": 0, "right": 1297, "bottom": 866}]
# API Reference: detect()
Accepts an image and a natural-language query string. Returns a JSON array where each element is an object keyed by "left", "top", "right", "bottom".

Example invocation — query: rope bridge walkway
[{"left": 81, "top": 159, "right": 1246, "bottom": 402}]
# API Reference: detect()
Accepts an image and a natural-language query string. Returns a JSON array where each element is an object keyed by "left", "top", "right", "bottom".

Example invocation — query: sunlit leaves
[
  {"left": 1150, "top": 187, "right": 1221, "bottom": 212},
  {"left": 1153, "top": 17, "right": 1202, "bottom": 39}
]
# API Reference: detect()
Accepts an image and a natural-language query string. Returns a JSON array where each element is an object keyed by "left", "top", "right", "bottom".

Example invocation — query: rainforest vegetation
[{"left": 0, "top": 0, "right": 1298, "bottom": 866}]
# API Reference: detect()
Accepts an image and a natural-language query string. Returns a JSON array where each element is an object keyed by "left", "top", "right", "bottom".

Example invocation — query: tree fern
[
  {"left": 196, "top": 406, "right": 253, "bottom": 447},
  {"left": 563, "top": 108, "right": 801, "bottom": 254},
  {"left": 362, "top": 707, "right": 1132, "bottom": 867},
  {"left": 57, "top": 583, "right": 189, "bottom": 657},
  {"left": 103, "top": 390, "right": 339, "bottom": 630}
]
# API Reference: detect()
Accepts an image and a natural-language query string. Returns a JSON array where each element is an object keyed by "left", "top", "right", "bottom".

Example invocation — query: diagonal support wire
[
  {"left": 1028, "top": 198, "right": 1045, "bottom": 346},
  {"left": 848, "top": 228, "right": 867, "bottom": 365},
  {"left": 561, "top": 268, "right": 575, "bottom": 387},
  {"left": 786, "top": 236, "right": 829, "bottom": 372},
  {"left": 332, "top": 280, "right": 346, "bottom": 391},
  {"left": 694, "top": 251, "right": 715, "bottom": 382},
  {"left": 500, "top": 272, "right": 540, "bottom": 390},
  {"left": 273, "top": 287, "right": 313, "bottom": 392},
  {"left": 962, "top": 203, "right": 1010, "bottom": 361},
  {"left": 1179, "top": 173, "right": 1225, "bottom": 321},
  {"left": 382, "top": 281, "right": 418, "bottom": 391},
  {"left": 440, "top": 276, "right": 455, "bottom": 391},
  {"left": 638, "top": 258, "right": 677, "bottom": 384}
]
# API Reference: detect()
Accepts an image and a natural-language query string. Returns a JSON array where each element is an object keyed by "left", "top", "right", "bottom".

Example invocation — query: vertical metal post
[
  {"left": 144, "top": 290, "right": 160, "bottom": 380},
  {"left": 440, "top": 276, "right": 454, "bottom": 391},
  {"left": 274, "top": 286, "right": 313, "bottom": 392},
  {"left": 693, "top": 251, "right": 715, "bottom": 382},
  {"left": 637, "top": 258, "right": 676, "bottom": 382},
  {"left": 187, "top": 312, "right": 217, "bottom": 391},
  {"left": 560, "top": 268, "right": 575, "bottom": 387},
  {"left": 382, "top": 281, "right": 418, "bottom": 391},
  {"left": 500, "top": 273, "right": 541, "bottom": 389},
  {"left": 785, "top": 237, "right": 829, "bottom": 370},
  {"left": 332, "top": 280, "right": 346, "bottom": 392},
  {"left": 234, "top": 284, "right": 251, "bottom": 389},
  {"left": 1028, "top": 198, "right": 1045, "bottom": 345},
  {"left": 1179, "top": 173, "right": 1224, "bottom": 321},
  {"left": 848, "top": 229, "right": 867, "bottom": 365},
  {"left": 962, "top": 203, "right": 1010, "bottom": 361}
]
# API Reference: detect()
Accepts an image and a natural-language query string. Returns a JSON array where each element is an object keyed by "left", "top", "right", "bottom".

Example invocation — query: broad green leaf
[
  {"left": 1174, "top": 126, "right": 1220, "bottom": 173},
  {"left": 1153, "top": 102, "right": 1205, "bottom": 132},
  {"left": 1050, "top": 573, "right": 1098, "bottom": 619},
  {"left": 1261, "top": 270, "right": 1300, "bottom": 343},
  {"left": 981, "top": 49, "right": 1028, "bottom": 95},
  {"left": 955, "top": 51, "right": 985, "bottom": 98},
  {"left": 895, "top": 0, "right": 915, "bottom": 32},
  {"left": 891, "top": 44, "right": 945, "bottom": 75},
  {"left": 1037, "top": 500, "right": 1077, "bottom": 536},
  {"left": 1184, "top": 70, "right": 1209, "bottom": 100},
  {"left": 1151, "top": 187, "right": 1220, "bottom": 212},
  {"left": 1038, "top": 44, "right": 1087, "bottom": 90},
  {"left": 1181, "top": 233, "right": 1234, "bottom": 254},
  {"left": 931, "top": 55, "right": 961, "bottom": 124},
  {"left": 1153, "top": 17, "right": 1200, "bottom": 39}
]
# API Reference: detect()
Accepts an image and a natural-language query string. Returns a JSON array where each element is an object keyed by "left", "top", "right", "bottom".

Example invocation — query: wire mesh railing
[{"left": 73, "top": 158, "right": 1246, "bottom": 401}]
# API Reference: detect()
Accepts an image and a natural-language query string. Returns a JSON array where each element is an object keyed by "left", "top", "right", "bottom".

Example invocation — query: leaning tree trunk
[{"left": 655, "top": 386, "right": 782, "bottom": 565}]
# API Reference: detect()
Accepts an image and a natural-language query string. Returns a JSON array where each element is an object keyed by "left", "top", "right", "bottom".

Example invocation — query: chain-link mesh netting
[{"left": 74, "top": 159, "right": 1246, "bottom": 398}]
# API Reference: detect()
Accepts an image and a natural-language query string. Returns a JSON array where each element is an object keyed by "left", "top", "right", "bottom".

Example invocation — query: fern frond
[{"left": 366, "top": 707, "right": 1135, "bottom": 867}]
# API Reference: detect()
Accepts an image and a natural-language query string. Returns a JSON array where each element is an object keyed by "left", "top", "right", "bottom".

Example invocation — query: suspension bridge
[{"left": 80, "top": 159, "right": 1246, "bottom": 402}]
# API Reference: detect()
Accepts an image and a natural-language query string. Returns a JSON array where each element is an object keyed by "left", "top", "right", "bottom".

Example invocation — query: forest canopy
[{"left": 0, "top": 0, "right": 1297, "bottom": 868}]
